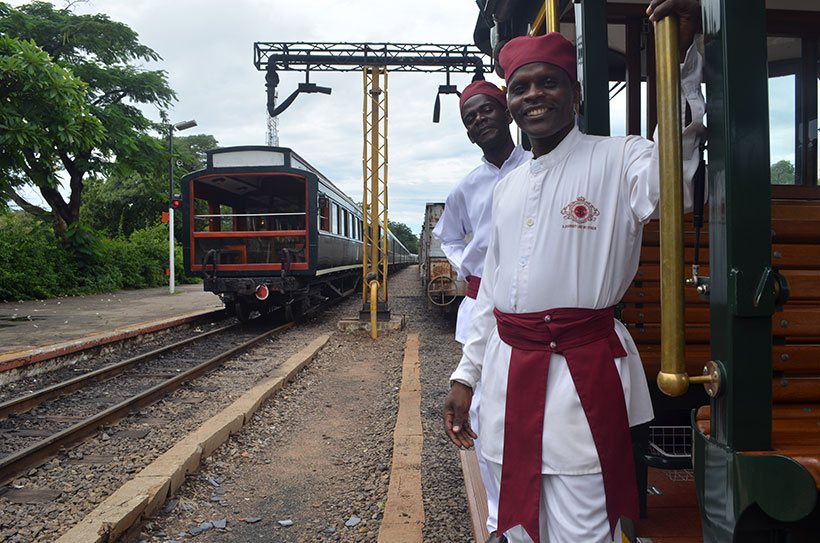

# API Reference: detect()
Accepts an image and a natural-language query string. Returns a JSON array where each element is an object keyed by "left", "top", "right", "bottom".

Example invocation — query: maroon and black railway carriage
[{"left": 179, "top": 146, "right": 414, "bottom": 321}]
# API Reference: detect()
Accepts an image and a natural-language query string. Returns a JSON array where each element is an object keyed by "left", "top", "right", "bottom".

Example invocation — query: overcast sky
[{"left": 12, "top": 0, "right": 501, "bottom": 234}]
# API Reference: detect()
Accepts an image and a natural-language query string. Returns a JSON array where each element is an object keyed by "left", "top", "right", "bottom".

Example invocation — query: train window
[
  {"left": 768, "top": 36, "right": 799, "bottom": 185},
  {"left": 767, "top": 35, "right": 819, "bottom": 187},
  {"left": 330, "top": 203, "right": 339, "bottom": 234},
  {"left": 343, "top": 209, "right": 350, "bottom": 237},
  {"left": 319, "top": 197, "right": 330, "bottom": 231},
  {"left": 768, "top": 73, "right": 797, "bottom": 184},
  {"left": 336, "top": 204, "right": 343, "bottom": 235}
]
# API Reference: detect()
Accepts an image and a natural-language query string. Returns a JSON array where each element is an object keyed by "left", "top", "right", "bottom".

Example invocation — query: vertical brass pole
[
  {"left": 654, "top": 17, "right": 689, "bottom": 397},
  {"left": 546, "top": 0, "right": 560, "bottom": 33}
]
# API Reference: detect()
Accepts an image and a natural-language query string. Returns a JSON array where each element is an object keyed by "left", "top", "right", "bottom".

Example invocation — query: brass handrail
[
  {"left": 654, "top": 16, "right": 691, "bottom": 397},
  {"left": 652, "top": 16, "right": 721, "bottom": 398},
  {"left": 530, "top": 0, "right": 560, "bottom": 36}
]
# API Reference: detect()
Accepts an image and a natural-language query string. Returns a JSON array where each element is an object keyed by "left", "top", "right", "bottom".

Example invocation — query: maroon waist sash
[
  {"left": 466, "top": 276, "right": 481, "bottom": 300},
  {"left": 493, "top": 307, "right": 638, "bottom": 543}
]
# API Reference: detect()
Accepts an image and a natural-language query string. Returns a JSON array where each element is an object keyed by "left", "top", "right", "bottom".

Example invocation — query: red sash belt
[
  {"left": 466, "top": 275, "right": 481, "bottom": 299},
  {"left": 493, "top": 307, "right": 638, "bottom": 543}
]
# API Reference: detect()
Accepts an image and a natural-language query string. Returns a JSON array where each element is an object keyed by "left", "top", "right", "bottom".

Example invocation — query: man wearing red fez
[
  {"left": 434, "top": 79, "right": 530, "bottom": 543},
  {"left": 444, "top": 1, "right": 704, "bottom": 542}
]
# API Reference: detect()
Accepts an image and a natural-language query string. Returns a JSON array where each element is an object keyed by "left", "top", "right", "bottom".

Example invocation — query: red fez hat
[
  {"left": 459, "top": 80, "right": 507, "bottom": 112},
  {"left": 498, "top": 32, "right": 577, "bottom": 82}
]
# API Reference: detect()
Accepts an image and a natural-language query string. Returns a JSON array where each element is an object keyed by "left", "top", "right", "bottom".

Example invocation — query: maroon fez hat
[
  {"left": 498, "top": 32, "right": 577, "bottom": 82},
  {"left": 459, "top": 80, "right": 507, "bottom": 112}
]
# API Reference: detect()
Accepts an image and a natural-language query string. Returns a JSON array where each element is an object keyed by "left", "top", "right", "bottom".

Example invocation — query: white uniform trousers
[
  {"left": 471, "top": 380, "right": 500, "bottom": 534},
  {"left": 487, "top": 461, "right": 614, "bottom": 543}
]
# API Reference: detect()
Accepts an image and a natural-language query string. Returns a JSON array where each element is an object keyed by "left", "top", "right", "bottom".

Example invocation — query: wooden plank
[
  {"left": 624, "top": 270, "right": 820, "bottom": 303},
  {"left": 773, "top": 377, "right": 820, "bottom": 404},
  {"left": 639, "top": 244, "right": 820, "bottom": 269},
  {"left": 620, "top": 307, "right": 820, "bottom": 340},
  {"left": 636, "top": 344, "right": 820, "bottom": 374},
  {"left": 459, "top": 448, "right": 491, "bottom": 543}
]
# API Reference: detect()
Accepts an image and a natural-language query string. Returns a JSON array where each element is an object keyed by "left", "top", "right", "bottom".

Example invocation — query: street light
[{"left": 168, "top": 119, "right": 197, "bottom": 294}]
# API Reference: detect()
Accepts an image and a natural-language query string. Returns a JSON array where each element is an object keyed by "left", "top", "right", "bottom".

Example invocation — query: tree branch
[
  {"left": 9, "top": 192, "right": 50, "bottom": 220},
  {"left": 91, "top": 89, "right": 129, "bottom": 106}
]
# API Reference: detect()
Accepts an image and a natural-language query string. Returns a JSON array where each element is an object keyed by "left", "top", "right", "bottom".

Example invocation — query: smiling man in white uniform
[
  {"left": 433, "top": 80, "right": 529, "bottom": 543},
  {"left": 443, "top": 1, "right": 705, "bottom": 542}
]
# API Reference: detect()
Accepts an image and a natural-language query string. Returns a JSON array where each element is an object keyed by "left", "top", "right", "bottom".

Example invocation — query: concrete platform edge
[
  {"left": 0, "top": 309, "right": 224, "bottom": 373},
  {"left": 54, "top": 332, "right": 332, "bottom": 543}
]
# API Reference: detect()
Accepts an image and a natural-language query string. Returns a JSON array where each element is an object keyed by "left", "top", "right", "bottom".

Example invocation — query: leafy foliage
[
  {"left": 0, "top": 210, "right": 196, "bottom": 301},
  {"left": 81, "top": 134, "right": 218, "bottom": 237},
  {"left": 770, "top": 159, "right": 795, "bottom": 185},
  {"left": 0, "top": 1, "right": 175, "bottom": 241},
  {"left": 388, "top": 220, "right": 419, "bottom": 254},
  {"left": 0, "top": 34, "right": 103, "bottom": 208}
]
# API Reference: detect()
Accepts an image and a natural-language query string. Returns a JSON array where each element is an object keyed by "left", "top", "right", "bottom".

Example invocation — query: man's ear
[
  {"left": 467, "top": 132, "right": 476, "bottom": 144},
  {"left": 505, "top": 109, "right": 513, "bottom": 125}
]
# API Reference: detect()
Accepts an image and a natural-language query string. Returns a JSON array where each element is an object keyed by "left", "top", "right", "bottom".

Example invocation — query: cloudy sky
[
  {"left": 9, "top": 1, "right": 806, "bottom": 233},
  {"left": 12, "top": 0, "right": 503, "bottom": 234}
]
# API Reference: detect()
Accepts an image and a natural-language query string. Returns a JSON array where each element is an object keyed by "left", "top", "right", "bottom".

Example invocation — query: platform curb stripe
[
  {"left": 0, "top": 309, "right": 224, "bottom": 373},
  {"left": 54, "top": 333, "right": 331, "bottom": 543},
  {"left": 378, "top": 333, "right": 425, "bottom": 543}
]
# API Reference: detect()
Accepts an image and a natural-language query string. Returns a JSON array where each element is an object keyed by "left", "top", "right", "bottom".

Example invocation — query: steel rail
[
  {"left": 0, "top": 323, "right": 237, "bottom": 419},
  {"left": 0, "top": 322, "right": 293, "bottom": 484}
]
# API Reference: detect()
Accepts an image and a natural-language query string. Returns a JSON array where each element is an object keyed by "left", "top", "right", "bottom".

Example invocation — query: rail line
[{"left": 0, "top": 321, "right": 293, "bottom": 484}]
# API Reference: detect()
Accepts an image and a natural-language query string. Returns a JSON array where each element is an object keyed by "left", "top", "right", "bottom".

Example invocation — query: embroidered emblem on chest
[{"left": 561, "top": 196, "right": 600, "bottom": 230}]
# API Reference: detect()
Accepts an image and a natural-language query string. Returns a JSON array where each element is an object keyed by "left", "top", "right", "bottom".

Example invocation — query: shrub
[
  {"left": 0, "top": 212, "right": 197, "bottom": 301},
  {"left": 0, "top": 213, "right": 66, "bottom": 300}
]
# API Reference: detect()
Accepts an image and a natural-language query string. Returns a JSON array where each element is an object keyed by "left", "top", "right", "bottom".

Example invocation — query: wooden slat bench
[{"left": 623, "top": 199, "right": 820, "bottom": 525}]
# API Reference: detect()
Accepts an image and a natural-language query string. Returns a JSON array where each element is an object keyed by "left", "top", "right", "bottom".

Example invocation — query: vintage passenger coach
[{"left": 179, "top": 146, "right": 413, "bottom": 321}]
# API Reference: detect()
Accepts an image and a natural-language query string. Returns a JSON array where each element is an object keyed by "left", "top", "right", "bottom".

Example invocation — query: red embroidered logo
[{"left": 561, "top": 196, "right": 600, "bottom": 227}]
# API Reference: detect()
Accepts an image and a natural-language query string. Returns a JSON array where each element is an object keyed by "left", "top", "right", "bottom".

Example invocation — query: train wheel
[
  {"left": 234, "top": 301, "right": 252, "bottom": 323},
  {"left": 427, "top": 275, "right": 457, "bottom": 306}
]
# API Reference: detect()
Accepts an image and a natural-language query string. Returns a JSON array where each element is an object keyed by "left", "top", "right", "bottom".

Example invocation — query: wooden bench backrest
[{"left": 624, "top": 199, "right": 820, "bottom": 402}]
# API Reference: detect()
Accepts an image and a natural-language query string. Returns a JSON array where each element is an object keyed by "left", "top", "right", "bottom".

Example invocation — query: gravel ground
[
  {"left": 140, "top": 265, "right": 474, "bottom": 543},
  {"left": 0, "top": 266, "right": 474, "bottom": 543}
]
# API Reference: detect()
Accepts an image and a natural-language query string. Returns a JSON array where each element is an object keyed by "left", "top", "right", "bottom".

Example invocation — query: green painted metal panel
[
  {"left": 574, "top": 0, "right": 610, "bottom": 136},
  {"left": 703, "top": 0, "right": 772, "bottom": 452}
]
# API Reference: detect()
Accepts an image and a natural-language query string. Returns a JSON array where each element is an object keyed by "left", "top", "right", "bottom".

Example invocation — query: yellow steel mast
[{"left": 362, "top": 66, "right": 389, "bottom": 320}]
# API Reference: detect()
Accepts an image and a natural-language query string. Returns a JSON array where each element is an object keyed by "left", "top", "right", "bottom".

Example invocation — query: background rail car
[
  {"left": 469, "top": 1, "right": 820, "bottom": 542},
  {"left": 419, "top": 202, "right": 466, "bottom": 308},
  {"left": 179, "top": 146, "right": 414, "bottom": 321}
]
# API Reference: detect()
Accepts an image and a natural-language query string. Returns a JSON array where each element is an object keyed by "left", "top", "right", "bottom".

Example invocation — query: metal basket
[
  {"left": 648, "top": 425, "right": 694, "bottom": 481},
  {"left": 648, "top": 425, "right": 692, "bottom": 458}
]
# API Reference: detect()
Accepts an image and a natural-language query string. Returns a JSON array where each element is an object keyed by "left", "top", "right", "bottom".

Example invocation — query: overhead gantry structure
[{"left": 253, "top": 41, "right": 493, "bottom": 330}]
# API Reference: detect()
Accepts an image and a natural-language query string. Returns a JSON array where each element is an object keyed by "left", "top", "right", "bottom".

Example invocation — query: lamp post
[{"left": 168, "top": 119, "right": 197, "bottom": 294}]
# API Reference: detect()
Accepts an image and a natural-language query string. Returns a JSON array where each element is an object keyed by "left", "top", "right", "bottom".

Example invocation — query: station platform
[{"left": 0, "top": 284, "right": 224, "bottom": 373}]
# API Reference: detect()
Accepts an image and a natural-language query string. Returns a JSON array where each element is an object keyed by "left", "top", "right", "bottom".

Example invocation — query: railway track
[{"left": 0, "top": 319, "right": 293, "bottom": 484}]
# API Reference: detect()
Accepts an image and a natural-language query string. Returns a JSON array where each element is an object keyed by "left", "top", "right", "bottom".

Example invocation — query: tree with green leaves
[
  {"left": 770, "top": 159, "right": 795, "bottom": 185},
  {"left": 0, "top": 1, "right": 176, "bottom": 243},
  {"left": 388, "top": 220, "right": 419, "bottom": 254},
  {"left": 82, "top": 134, "right": 218, "bottom": 237}
]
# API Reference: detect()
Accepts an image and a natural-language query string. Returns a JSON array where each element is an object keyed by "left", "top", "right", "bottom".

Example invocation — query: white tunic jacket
[
  {"left": 451, "top": 44, "right": 705, "bottom": 475},
  {"left": 433, "top": 145, "right": 531, "bottom": 343}
]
